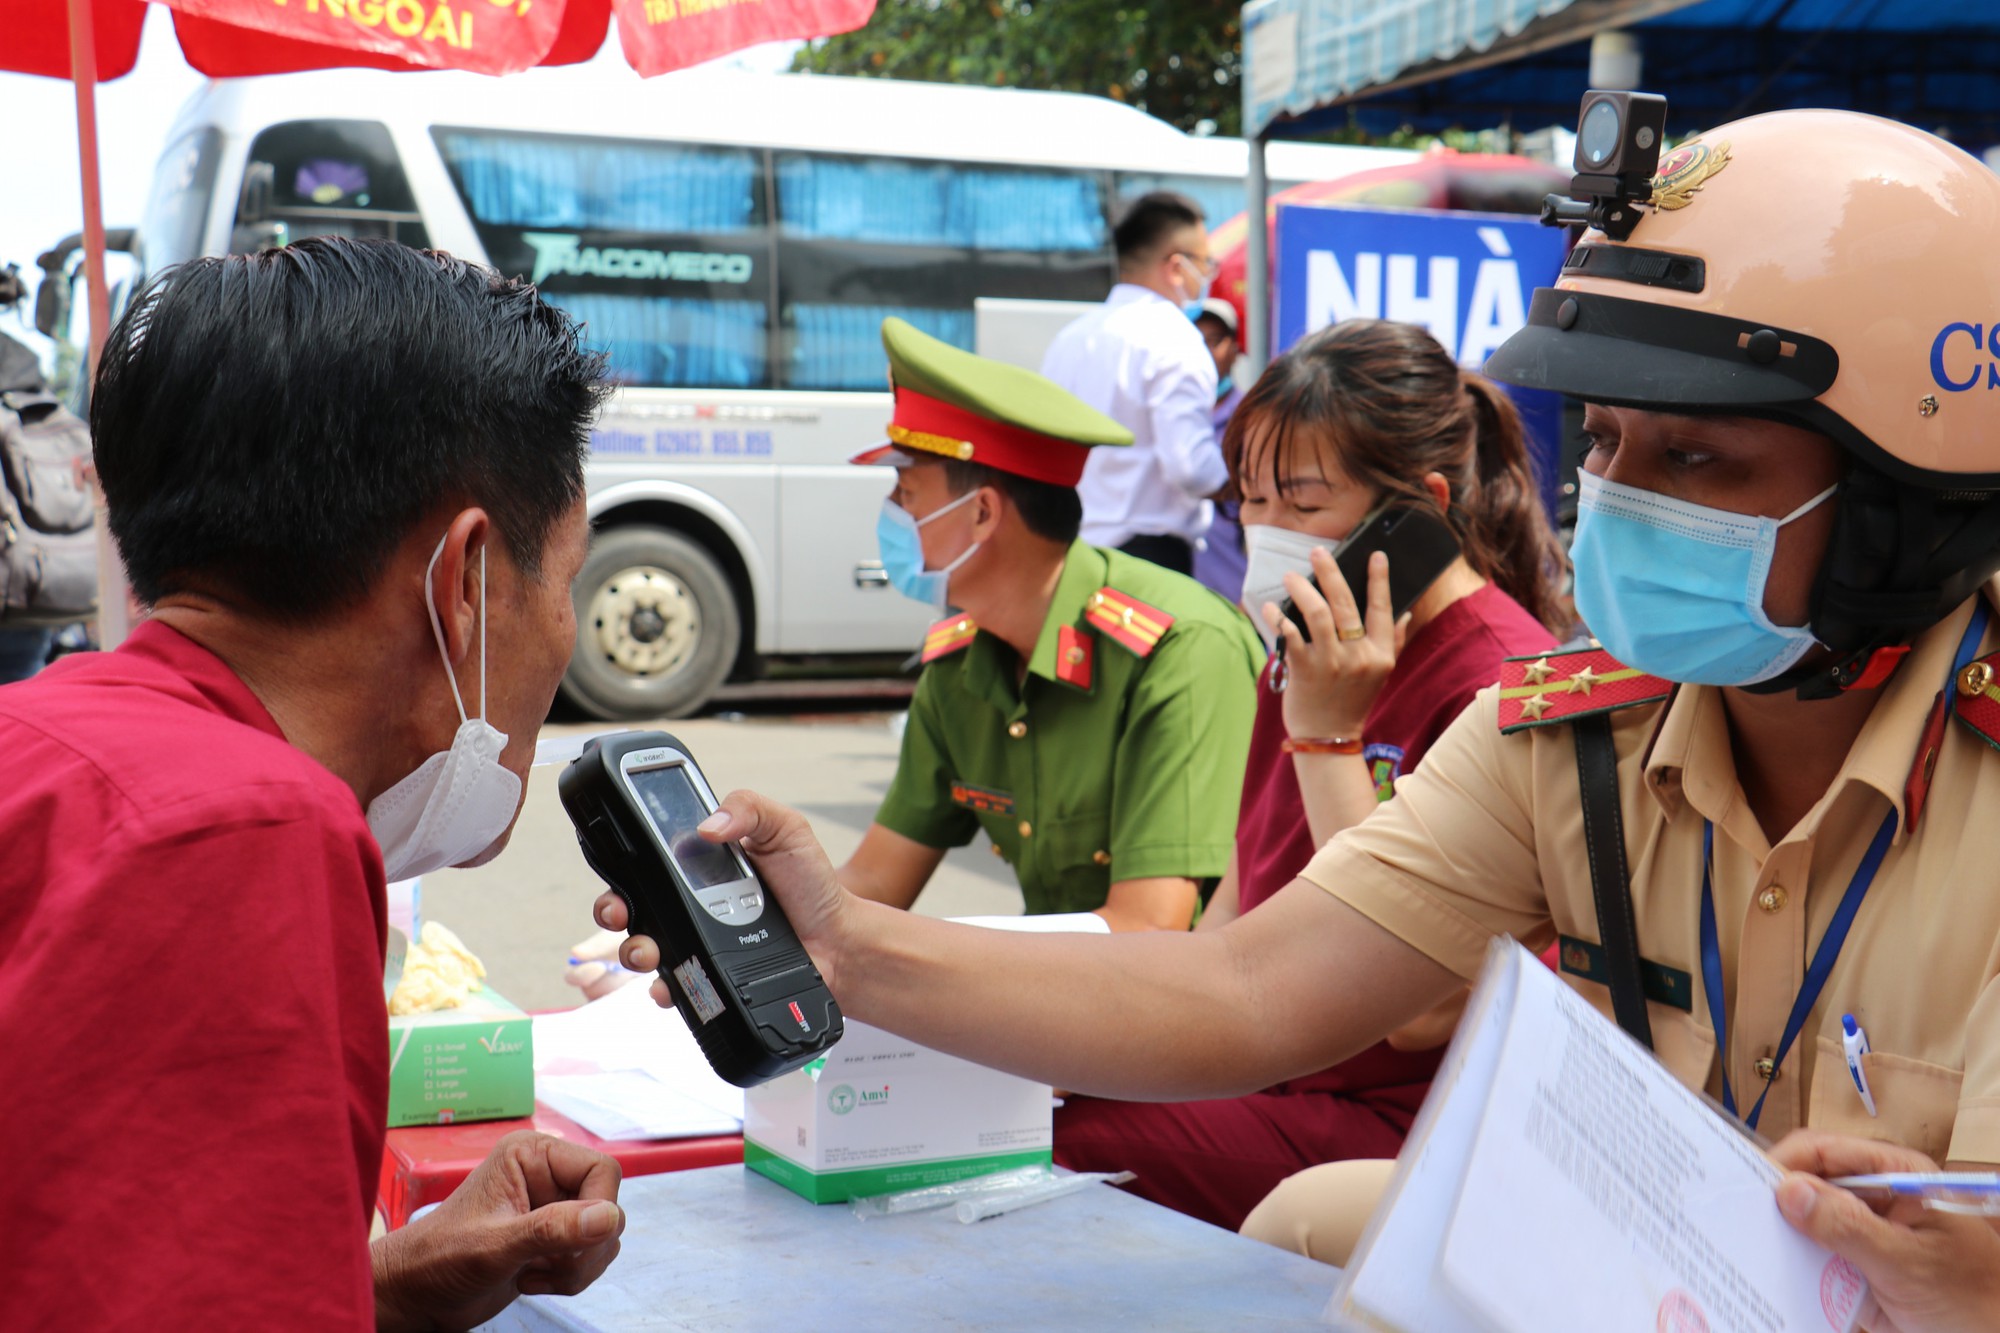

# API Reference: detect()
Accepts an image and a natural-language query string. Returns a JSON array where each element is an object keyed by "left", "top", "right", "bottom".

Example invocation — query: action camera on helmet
[{"left": 1541, "top": 90, "right": 1668, "bottom": 240}]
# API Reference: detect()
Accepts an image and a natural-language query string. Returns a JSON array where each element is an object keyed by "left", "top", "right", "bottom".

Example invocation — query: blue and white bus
[{"left": 125, "top": 66, "right": 1408, "bottom": 717}]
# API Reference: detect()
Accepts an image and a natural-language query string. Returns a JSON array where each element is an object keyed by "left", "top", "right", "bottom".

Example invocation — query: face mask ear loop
[
  {"left": 915, "top": 487, "right": 979, "bottom": 529},
  {"left": 477, "top": 543, "right": 489, "bottom": 724},
  {"left": 424, "top": 533, "right": 472, "bottom": 728},
  {"left": 1779, "top": 484, "right": 1840, "bottom": 526}
]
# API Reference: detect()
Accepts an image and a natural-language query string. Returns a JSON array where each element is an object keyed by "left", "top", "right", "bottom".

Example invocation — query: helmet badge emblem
[{"left": 1649, "top": 140, "right": 1733, "bottom": 211}]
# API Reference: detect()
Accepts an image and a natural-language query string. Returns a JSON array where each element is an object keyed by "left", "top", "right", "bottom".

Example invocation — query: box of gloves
[
  {"left": 742, "top": 913, "right": 1106, "bottom": 1204},
  {"left": 385, "top": 922, "right": 535, "bottom": 1128}
]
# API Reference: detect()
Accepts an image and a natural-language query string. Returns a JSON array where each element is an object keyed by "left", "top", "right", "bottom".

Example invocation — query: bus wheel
[{"left": 561, "top": 525, "right": 740, "bottom": 720}]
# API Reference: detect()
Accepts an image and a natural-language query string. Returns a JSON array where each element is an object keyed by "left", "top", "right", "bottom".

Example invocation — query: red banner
[
  {"left": 612, "top": 0, "right": 873, "bottom": 77},
  {"left": 158, "top": 0, "right": 565, "bottom": 74}
]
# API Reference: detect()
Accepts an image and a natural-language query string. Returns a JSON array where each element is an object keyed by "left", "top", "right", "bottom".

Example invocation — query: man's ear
[
  {"left": 973, "top": 484, "right": 1007, "bottom": 540},
  {"left": 428, "top": 507, "right": 492, "bottom": 669}
]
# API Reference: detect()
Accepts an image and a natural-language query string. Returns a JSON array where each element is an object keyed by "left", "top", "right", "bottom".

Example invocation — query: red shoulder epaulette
[
  {"left": 1498, "top": 643, "right": 1672, "bottom": 734},
  {"left": 1950, "top": 652, "right": 2000, "bottom": 752},
  {"left": 1085, "top": 587, "right": 1174, "bottom": 658},
  {"left": 921, "top": 614, "right": 978, "bottom": 663}
]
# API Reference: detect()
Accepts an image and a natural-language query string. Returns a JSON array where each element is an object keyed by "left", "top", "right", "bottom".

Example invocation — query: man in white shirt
[{"left": 1041, "top": 192, "right": 1228, "bottom": 576}]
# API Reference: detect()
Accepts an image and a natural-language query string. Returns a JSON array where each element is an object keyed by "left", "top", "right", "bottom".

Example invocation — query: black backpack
[{"left": 0, "top": 374, "right": 97, "bottom": 626}]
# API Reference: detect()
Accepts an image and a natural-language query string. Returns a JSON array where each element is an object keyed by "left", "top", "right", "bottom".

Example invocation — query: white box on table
[{"left": 743, "top": 911, "right": 1107, "bottom": 1204}]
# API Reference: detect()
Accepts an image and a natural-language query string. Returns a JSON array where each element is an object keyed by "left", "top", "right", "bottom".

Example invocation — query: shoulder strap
[{"left": 1573, "top": 712, "right": 1653, "bottom": 1050}]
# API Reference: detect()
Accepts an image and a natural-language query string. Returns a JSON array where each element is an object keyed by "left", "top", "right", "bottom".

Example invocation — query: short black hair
[
  {"left": 1113, "top": 191, "right": 1205, "bottom": 266},
  {"left": 92, "top": 238, "right": 608, "bottom": 619},
  {"left": 941, "top": 460, "right": 1081, "bottom": 545}
]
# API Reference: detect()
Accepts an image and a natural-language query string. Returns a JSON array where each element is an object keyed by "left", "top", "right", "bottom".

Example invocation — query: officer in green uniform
[{"left": 844, "top": 318, "right": 1264, "bottom": 932}]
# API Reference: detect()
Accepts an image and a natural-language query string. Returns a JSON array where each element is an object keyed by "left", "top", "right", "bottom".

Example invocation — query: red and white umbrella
[{"left": 4, "top": 0, "right": 876, "bottom": 640}]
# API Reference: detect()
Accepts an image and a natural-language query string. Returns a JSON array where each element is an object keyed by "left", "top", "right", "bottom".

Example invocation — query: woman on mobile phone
[{"left": 1051, "top": 317, "right": 1569, "bottom": 1231}]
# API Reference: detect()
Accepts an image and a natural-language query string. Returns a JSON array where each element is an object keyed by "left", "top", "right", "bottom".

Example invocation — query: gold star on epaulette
[
  {"left": 1518, "top": 695, "right": 1553, "bottom": 720},
  {"left": 1567, "top": 666, "right": 1602, "bottom": 695},
  {"left": 1520, "top": 657, "right": 1556, "bottom": 686}
]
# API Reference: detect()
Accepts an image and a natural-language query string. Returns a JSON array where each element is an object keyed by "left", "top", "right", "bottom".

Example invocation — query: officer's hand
[
  {"left": 372, "top": 1131, "right": 624, "bottom": 1332},
  {"left": 1263, "top": 545, "right": 1407, "bottom": 741},
  {"left": 1770, "top": 1129, "right": 2000, "bottom": 1333},
  {"left": 593, "top": 789, "right": 852, "bottom": 1002}
]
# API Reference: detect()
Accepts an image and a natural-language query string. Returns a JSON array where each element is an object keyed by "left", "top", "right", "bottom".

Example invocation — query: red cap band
[{"left": 891, "top": 387, "right": 1091, "bottom": 487}]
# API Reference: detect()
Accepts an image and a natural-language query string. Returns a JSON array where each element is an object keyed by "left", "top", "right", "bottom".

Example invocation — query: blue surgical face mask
[
  {"left": 876, "top": 488, "right": 981, "bottom": 610},
  {"left": 1569, "top": 470, "right": 1838, "bottom": 686}
]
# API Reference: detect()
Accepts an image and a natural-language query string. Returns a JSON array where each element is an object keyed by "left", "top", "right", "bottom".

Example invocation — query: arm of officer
[
  {"left": 604, "top": 688, "right": 1545, "bottom": 1098},
  {"left": 1194, "top": 853, "right": 1242, "bottom": 932},
  {"left": 839, "top": 823, "right": 947, "bottom": 911},
  {"left": 1096, "top": 876, "right": 1199, "bottom": 933},
  {"left": 1103, "top": 622, "right": 1257, "bottom": 923},
  {"left": 853, "top": 672, "right": 974, "bottom": 910},
  {"left": 608, "top": 822, "right": 1459, "bottom": 1099}
]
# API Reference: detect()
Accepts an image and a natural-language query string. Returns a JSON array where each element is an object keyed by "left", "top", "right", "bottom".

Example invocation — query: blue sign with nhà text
[{"left": 1274, "top": 203, "right": 1569, "bottom": 513}]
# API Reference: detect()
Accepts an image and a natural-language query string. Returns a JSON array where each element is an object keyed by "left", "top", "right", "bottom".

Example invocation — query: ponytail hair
[
  {"left": 1455, "top": 371, "right": 1570, "bottom": 632},
  {"left": 1223, "top": 318, "right": 1569, "bottom": 633}
]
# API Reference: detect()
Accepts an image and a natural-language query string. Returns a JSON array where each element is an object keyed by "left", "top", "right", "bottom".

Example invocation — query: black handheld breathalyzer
[{"left": 558, "top": 731, "right": 841, "bottom": 1087}]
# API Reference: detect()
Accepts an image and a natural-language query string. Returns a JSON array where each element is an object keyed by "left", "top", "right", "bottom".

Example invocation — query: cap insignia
[{"left": 1649, "top": 140, "right": 1732, "bottom": 212}]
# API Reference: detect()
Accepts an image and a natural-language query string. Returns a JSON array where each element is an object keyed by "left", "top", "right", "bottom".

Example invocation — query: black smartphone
[
  {"left": 1282, "top": 504, "right": 1461, "bottom": 642},
  {"left": 558, "top": 731, "right": 842, "bottom": 1087}
]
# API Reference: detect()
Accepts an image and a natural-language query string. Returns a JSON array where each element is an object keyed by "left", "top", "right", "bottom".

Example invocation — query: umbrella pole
[{"left": 66, "top": 0, "right": 133, "bottom": 649}]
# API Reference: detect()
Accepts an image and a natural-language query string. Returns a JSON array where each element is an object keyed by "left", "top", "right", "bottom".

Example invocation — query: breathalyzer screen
[{"left": 627, "top": 763, "right": 743, "bottom": 891}]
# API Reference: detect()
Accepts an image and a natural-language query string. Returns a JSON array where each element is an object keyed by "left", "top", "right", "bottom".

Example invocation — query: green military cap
[{"left": 848, "top": 317, "right": 1131, "bottom": 487}]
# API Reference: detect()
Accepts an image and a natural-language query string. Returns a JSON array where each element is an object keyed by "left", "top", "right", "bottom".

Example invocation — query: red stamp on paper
[
  {"left": 1657, "top": 1289, "right": 1709, "bottom": 1333},
  {"left": 1820, "top": 1255, "right": 1867, "bottom": 1329}
]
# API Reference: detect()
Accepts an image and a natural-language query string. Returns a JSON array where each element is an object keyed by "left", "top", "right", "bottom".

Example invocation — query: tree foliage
[{"left": 790, "top": 0, "right": 1244, "bottom": 137}]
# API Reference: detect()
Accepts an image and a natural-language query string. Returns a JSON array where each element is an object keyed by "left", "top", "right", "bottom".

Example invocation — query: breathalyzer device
[{"left": 557, "top": 731, "right": 841, "bottom": 1087}]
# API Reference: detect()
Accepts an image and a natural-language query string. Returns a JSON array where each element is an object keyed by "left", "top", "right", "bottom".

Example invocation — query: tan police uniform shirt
[{"left": 1300, "top": 585, "right": 2000, "bottom": 1165}]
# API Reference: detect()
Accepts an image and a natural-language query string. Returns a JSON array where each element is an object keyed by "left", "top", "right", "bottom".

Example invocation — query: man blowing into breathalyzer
[{"left": 0, "top": 238, "right": 625, "bottom": 1330}]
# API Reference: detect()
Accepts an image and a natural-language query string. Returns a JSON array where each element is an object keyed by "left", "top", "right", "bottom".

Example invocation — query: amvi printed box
[
  {"left": 743, "top": 1018, "right": 1053, "bottom": 1204},
  {"left": 742, "top": 913, "right": 1106, "bottom": 1203}
]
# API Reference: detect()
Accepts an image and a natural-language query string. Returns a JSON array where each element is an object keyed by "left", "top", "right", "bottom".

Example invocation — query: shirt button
[
  {"left": 1018, "top": 820, "right": 1033, "bottom": 839},
  {"left": 1092, "top": 850, "right": 1111, "bottom": 866},
  {"left": 1008, "top": 721, "right": 1028, "bottom": 739},
  {"left": 1754, "top": 1056, "right": 1780, "bottom": 1082},
  {"left": 990, "top": 843, "right": 1005, "bottom": 860},
  {"left": 1757, "top": 886, "right": 1788, "bottom": 914}
]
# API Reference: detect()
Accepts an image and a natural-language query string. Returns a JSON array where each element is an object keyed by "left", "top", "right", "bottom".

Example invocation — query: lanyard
[{"left": 1698, "top": 601, "right": 1990, "bottom": 1131}]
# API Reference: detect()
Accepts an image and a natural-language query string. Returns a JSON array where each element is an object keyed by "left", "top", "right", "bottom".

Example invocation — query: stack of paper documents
[
  {"left": 533, "top": 982, "right": 745, "bottom": 1141},
  {"left": 1334, "top": 939, "right": 1870, "bottom": 1333}
]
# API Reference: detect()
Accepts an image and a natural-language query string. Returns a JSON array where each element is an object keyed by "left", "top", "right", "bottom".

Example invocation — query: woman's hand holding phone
[{"left": 1262, "top": 545, "right": 1407, "bottom": 741}]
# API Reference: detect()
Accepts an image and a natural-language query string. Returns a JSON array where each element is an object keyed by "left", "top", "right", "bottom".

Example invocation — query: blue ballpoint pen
[
  {"left": 1832, "top": 1173, "right": 2000, "bottom": 1215},
  {"left": 1841, "top": 1014, "right": 1877, "bottom": 1117}
]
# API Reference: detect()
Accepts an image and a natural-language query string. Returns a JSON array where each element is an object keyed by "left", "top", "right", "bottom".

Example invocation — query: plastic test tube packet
[
  {"left": 849, "top": 1165, "right": 1055, "bottom": 1220},
  {"left": 954, "top": 1170, "right": 1137, "bottom": 1224}
]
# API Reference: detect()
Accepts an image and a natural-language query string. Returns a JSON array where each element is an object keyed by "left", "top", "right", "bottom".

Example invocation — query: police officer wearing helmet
[
  {"left": 595, "top": 101, "right": 2000, "bottom": 1305},
  {"left": 847, "top": 317, "right": 1264, "bottom": 931}
]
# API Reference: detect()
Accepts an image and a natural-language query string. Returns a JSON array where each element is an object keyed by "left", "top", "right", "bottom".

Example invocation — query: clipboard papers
[{"left": 1331, "top": 939, "right": 1869, "bottom": 1333}]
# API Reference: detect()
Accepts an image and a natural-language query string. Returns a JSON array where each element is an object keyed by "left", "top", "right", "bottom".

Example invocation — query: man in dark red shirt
[{"left": 0, "top": 238, "right": 625, "bottom": 1329}]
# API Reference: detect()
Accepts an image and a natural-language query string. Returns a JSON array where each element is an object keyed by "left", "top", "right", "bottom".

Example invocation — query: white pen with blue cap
[
  {"left": 1841, "top": 1013, "right": 1877, "bottom": 1117},
  {"left": 1832, "top": 1172, "right": 2000, "bottom": 1215}
]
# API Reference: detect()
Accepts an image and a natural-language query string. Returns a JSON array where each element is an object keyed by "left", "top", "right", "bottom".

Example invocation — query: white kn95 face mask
[{"left": 365, "top": 534, "right": 523, "bottom": 882}]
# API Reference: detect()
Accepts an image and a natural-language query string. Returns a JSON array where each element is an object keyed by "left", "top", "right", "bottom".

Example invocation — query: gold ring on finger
[{"left": 1337, "top": 625, "right": 1366, "bottom": 641}]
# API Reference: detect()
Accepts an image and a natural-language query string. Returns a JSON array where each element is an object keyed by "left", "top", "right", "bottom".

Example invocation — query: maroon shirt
[
  {"left": 0, "top": 621, "right": 388, "bottom": 1329},
  {"left": 1234, "top": 583, "right": 1555, "bottom": 1096}
]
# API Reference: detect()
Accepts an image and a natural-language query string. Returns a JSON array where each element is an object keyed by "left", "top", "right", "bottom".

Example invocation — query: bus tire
[{"left": 561, "top": 525, "right": 741, "bottom": 721}]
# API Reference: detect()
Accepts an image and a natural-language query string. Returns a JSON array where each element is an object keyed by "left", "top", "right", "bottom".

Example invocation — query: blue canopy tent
[{"left": 1236, "top": 0, "right": 2000, "bottom": 366}]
